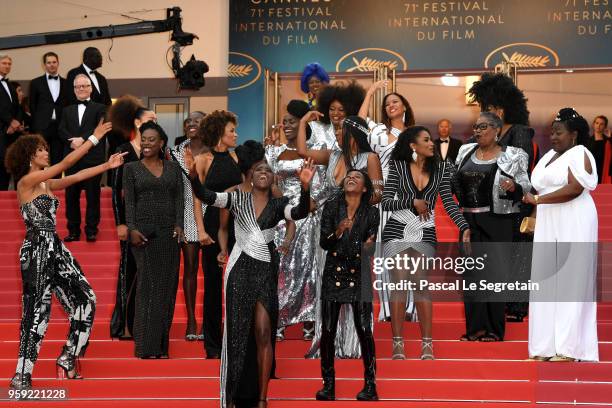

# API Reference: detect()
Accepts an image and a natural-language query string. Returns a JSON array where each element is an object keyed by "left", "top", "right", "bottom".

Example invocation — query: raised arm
[
  {"left": 358, "top": 80, "right": 387, "bottom": 120},
  {"left": 20, "top": 118, "right": 112, "bottom": 191},
  {"left": 283, "top": 158, "right": 316, "bottom": 221},
  {"left": 297, "top": 111, "right": 332, "bottom": 165}
]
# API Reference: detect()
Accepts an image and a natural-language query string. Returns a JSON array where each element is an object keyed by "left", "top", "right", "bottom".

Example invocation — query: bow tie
[
  {"left": 89, "top": 70, "right": 97, "bottom": 76},
  {"left": 0, "top": 77, "right": 7, "bottom": 82},
  {"left": 48, "top": 75, "right": 59, "bottom": 80},
  {"left": 439, "top": 139, "right": 449, "bottom": 144},
  {"left": 78, "top": 100, "right": 89, "bottom": 106}
]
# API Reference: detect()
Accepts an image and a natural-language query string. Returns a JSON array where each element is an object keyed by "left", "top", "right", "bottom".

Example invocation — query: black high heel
[
  {"left": 56, "top": 345, "right": 82, "bottom": 379},
  {"left": 9, "top": 373, "right": 32, "bottom": 390}
]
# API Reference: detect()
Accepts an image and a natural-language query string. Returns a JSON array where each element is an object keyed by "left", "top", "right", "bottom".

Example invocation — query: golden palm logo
[
  {"left": 227, "top": 64, "right": 253, "bottom": 78},
  {"left": 346, "top": 57, "right": 399, "bottom": 72},
  {"left": 336, "top": 48, "right": 408, "bottom": 72},
  {"left": 228, "top": 52, "right": 262, "bottom": 91},
  {"left": 497, "top": 52, "right": 550, "bottom": 69},
  {"left": 484, "top": 43, "right": 559, "bottom": 69}
]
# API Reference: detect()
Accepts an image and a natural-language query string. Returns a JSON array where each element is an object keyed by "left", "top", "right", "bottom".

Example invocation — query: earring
[
  {"left": 402, "top": 111, "right": 406, "bottom": 123},
  {"left": 29, "top": 162, "right": 32, "bottom": 168},
  {"left": 412, "top": 149, "right": 418, "bottom": 162}
]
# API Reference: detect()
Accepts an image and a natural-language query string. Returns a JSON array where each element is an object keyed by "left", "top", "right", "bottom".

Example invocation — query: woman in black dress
[
  {"left": 123, "top": 121, "right": 185, "bottom": 358},
  {"left": 587, "top": 115, "right": 610, "bottom": 183},
  {"left": 317, "top": 169, "right": 379, "bottom": 401},
  {"left": 189, "top": 158, "right": 315, "bottom": 408},
  {"left": 192, "top": 110, "right": 243, "bottom": 358},
  {"left": 108, "top": 95, "right": 157, "bottom": 339}
]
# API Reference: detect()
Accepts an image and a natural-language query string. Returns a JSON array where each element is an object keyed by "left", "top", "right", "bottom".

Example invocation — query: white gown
[{"left": 528, "top": 145, "right": 599, "bottom": 361}]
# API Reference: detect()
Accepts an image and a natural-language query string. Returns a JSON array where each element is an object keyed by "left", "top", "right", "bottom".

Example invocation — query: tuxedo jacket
[
  {"left": 29, "top": 74, "right": 67, "bottom": 131},
  {"left": 434, "top": 136, "right": 463, "bottom": 163},
  {"left": 58, "top": 102, "right": 107, "bottom": 167},
  {"left": 64, "top": 65, "right": 112, "bottom": 107},
  {"left": 0, "top": 80, "right": 24, "bottom": 157}
]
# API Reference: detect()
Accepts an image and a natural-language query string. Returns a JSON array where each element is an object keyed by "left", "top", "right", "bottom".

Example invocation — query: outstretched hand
[
  {"left": 369, "top": 79, "right": 389, "bottom": 94},
  {"left": 297, "top": 157, "right": 316, "bottom": 188},
  {"left": 264, "top": 124, "right": 282, "bottom": 146},
  {"left": 107, "top": 151, "right": 129, "bottom": 169}
]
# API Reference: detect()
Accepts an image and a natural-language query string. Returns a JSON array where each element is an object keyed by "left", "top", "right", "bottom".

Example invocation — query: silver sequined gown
[{"left": 266, "top": 141, "right": 328, "bottom": 329}]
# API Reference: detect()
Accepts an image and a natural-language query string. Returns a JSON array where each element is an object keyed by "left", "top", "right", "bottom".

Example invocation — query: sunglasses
[{"left": 472, "top": 122, "right": 496, "bottom": 131}]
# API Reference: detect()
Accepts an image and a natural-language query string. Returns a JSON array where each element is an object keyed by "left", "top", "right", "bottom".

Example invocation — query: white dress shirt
[
  {"left": 46, "top": 73, "right": 61, "bottom": 120},
  {"left": 0, "top": 75, "right": 12, "bottom": 102},
  {"left": 83, "top": 64, "right": 100, "bottom": 93},
  {"left": 439, "top": 137, "right": 450, "bottom": 160},
  {"left": 77, "top": 99, "right": 90, "bottom": 126}
]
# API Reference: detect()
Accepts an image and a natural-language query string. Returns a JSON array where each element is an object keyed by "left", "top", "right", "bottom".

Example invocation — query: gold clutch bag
[{"left": 520, "top": 217, "right": 536, "bottom": 234}]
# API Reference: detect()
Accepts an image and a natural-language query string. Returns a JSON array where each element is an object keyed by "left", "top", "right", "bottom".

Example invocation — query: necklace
[{"left": 477, "top": 146, "right": 499, "bottom": 161}]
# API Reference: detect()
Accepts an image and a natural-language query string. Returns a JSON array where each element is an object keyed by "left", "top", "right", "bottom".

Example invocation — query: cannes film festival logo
[
  {"left": 228, "top": 52, "right": 262, "bottom": 91},
  {"left": 484, "top": 43, "right": 560, "bottom": 70},
  {"left": 336, "top": 48, "right": 408, "bottom": 72}
]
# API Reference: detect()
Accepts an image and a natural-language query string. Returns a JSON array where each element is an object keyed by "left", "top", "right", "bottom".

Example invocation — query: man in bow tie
[
  {"left": 59, "top": 74, "right": 111, "bottom": 242},
  {"left": 0, "top": 54, "right": 24, "bottom": 190},
  {"left": 30, "top": 52, "right": 67, "bottom": 167},
  {"left": 433, "top": 118, "right": 463, "bottom": 162}
]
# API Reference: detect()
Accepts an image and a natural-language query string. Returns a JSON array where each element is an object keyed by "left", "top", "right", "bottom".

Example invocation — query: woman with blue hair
[{"left": 301, "top": 62, "right": 330, "bottom": 109}]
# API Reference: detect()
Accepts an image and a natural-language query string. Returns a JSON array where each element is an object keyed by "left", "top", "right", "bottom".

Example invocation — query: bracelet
[
  {"left": 88, "top": 135, "right": 99, "bottom": 146},
  {"left": 372, "top": 180, "right": 384, "bottom": 186},
  {"left": 534, "top": 194, "right": 540, "bottom": 204}
]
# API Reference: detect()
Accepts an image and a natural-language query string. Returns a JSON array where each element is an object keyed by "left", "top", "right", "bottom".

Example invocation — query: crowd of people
[{"left": 1, "top": 52, "right": 606, "bottom": 407}]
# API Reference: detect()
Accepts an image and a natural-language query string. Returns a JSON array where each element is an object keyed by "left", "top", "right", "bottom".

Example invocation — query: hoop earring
[{"left": 412, "top": 149, "right": 418, "bottom": 162}]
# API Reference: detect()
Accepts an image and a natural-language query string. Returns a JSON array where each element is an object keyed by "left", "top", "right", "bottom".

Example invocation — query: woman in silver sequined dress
[{"left": 265, "top": 100, "right": 327, "bottom": 342}]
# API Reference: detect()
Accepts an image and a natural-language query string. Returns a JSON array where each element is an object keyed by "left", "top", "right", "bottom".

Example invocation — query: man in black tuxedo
[
  {"left": 30, "top": 52, "right": 67, "bottom": 167},
  {"left": 59, "top": 74, "right": 110, "bottom": 242},
  {"left": 65, "top": 47, "right": 111, "bottom": 107},
  {"left": 0, "top": 54, "right": 24, "bottom": 190},
  {"left": 434, "top": 118, "right": 463, "bottom": 162}
]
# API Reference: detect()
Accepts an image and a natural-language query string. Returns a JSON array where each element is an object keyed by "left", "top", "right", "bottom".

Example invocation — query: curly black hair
[
  {"left": 316, "top": 80, "right": 365, "bottom": 124},
  {"left": 467, "top": 73, "right": 530, "bottom": 126},
  {"left": 391, "top": 126, "right": 438, "bottom": 175},
  {"left": 108, "top": 95, "right": 149, "bottom": 141},
  {"left": 235, "top": 140, "right": 265, "bottom": 175},
  {"left": 4, "top": 134, "right": 48, "bottom": 182},
  {"left": 554, "top": 108, "right": 590, "bottom": 147},
  {"left": 198, "top": 110, "right": 237, "bottom": 148}
]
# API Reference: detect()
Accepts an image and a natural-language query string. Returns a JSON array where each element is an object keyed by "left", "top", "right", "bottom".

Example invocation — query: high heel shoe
[
  {"left": 421, "top": 337, "right": 434, "bottom": 360},
  {"left": 56, "top": 345, "right": 82, "bottom": 379},
  {"left": 392, "top": 336, "right": 405, "bottom": 360},
  {"left": 9, "top": 373, "right": 32, "bottom": 390}
]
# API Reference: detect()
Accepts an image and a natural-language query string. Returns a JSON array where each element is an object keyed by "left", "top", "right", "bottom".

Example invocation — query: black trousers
[
  {"left": 320, "top": 300, "right": 376, "bottom": 380},
  {"left": 463, "top": 212, "right": 513, "bottom": 340},
  {"left": 65, "top": 166, "right": 102, "bottom": 236}
]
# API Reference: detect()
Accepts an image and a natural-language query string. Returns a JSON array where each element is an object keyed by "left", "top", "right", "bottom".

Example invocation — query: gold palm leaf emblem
[
  {"left": 228, "top": 64, "right": 253, "bottom": 78},
  {"left": 346, "top": 57, "right": 399, "bottom": 72},
  {"left": 498, "top": 51, "right": 551, "bottom": 68}
]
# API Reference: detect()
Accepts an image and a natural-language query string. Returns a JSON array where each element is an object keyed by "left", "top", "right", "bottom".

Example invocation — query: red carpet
[{"left": 1, "top": 187, "right": 611, "bottom": 407}]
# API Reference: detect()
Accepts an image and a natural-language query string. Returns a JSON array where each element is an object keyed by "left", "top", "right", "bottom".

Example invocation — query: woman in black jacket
[{"left": 317, "top": 169, "right": 380, "bottom": 402}]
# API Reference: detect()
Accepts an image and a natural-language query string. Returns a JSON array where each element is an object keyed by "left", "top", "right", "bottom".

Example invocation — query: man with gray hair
[
  {"left": 59, "top": 73, "right": 111, "bottom": 242},
  {"left": 0, "top": 54, "right": 24, "bottom": 189}
]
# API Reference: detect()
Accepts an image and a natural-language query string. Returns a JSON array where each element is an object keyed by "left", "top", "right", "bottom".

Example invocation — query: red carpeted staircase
[{"left": 1, "top": 186, "right": 611, "bottom": 408}]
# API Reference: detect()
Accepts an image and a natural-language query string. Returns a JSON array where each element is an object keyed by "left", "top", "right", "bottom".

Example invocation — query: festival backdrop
[{"left": 229, "top": 0, "right": 612, "bottom": 140}]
